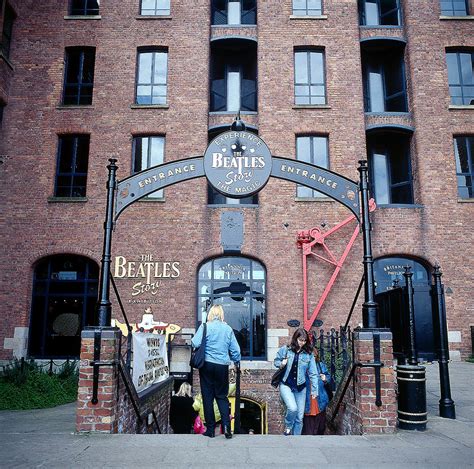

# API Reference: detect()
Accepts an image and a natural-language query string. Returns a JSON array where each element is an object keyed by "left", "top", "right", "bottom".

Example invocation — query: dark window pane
[
  {"left": 454, "top": 136, "right": 474, "bottom": 198},
  {"left": 360, "top": 0, "right": 400, "bottom": 25},
  {"left": 55, "top": 135, "right": 90, "bottom": 197},
  {"left": 132, "top": 136, "right": 165, "bottom": 198},
  {"left": 440, "top": 0, "right": 468, "bottom": 15},
  {"left": 63, "top": 48, "right": 95, "bottom": 105},
  {"left": 1, "top": 4, "right": 15, "bottom": 59},
  {"left": 446, "top": 51, "right": 474, "bottom": 105}
]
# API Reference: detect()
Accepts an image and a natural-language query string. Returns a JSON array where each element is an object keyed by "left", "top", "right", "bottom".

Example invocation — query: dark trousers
[
  {"left": 302, "top": 410, "right": 327, "bottom": 435},
  {"left": 199, "top": 361, "right": 230, "bottom": 430}
]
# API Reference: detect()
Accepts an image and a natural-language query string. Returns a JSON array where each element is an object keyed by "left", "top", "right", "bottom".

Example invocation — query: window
[
  {"left": 359, "top": 0, "right": 401, "bottom": 26},
  {"left": 294, "top": 49, "right": 326, "bottom": 105},
  {"left": 446, "top": 50, "right": 474, "bottom": 105},
  {"left": 363, "top": 46, "right": 407, "bottom": 112},
  {"left": 133, "top": 136, "right": 165, "bottom": 198},
  {"left": 136, "top": 49, "right": 168, "bottom": 105},
  {"left": 211, "top": 0, "right": 257, "bottom": 25},
  {"left": 210, "top": 42, "right": 257, "bottom": 112},
  {"left": 62, "top": 47, "right": 96, "bottom": 105},
  {"left": 367, "top": 132, "right": 413, "bottom": 204},
  {"left": 440, "top": 0, "right": 469, "bottom": 15},
  {"left": 292, "top": 0, "right": 323, "bottom": 16},
  {"left": 198, "top": 257, "right": 266, "bottom": 360},
  {"left": 29, "top": 255, "right": 99, "bottom": 358},
  {"left": 454, "top": 136, "right": 474, "bottom": 198},
  {"left": 296, "top": 136, "right": 329, "bottom": 197},
  {"left": 70, "top": 0, "right": 100, "bottom": 15},
  {"left": 1, "top": 2, "right": 15, "bottom": 59},
  {"left": 140, "top": 0, "right": 170, "bottom": 15},
  {"left": 55, "top": 135, "right": 90, "bottom": 197}
]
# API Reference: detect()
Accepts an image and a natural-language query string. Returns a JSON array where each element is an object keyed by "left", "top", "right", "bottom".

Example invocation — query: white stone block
[
  {"left": 13, "top": 327, "right": 29, "bottom": 339},
  {"left": 449, "top": 351, "right": 461, "bottom": 361},
  {"left": 3, "top": 338, "right": 16, "bottom": 350},
  {"left": 267, "top": 336, "right": 280, "bottom": 348},
  {"left": 448, "top": 331, "right": 462, "bottom": 343},
  {"left": 267, "top": 328, "right": 288, "bottom": 337}
]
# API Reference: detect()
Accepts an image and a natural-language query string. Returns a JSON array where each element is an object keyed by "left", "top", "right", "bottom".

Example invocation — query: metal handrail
[{"left": 109, "top": 271, "right": 133, "bottom": 370}]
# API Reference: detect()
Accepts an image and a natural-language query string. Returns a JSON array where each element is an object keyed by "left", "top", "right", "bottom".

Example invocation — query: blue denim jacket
[
  {"left": 274, "top": 346, "right": 319, "bottom": 396},
  {"left": 191, "top": 320, "right": 241, "bottom": 365},
  {"left": 305, "top": 361, "right": 330, "bottom": 413}
]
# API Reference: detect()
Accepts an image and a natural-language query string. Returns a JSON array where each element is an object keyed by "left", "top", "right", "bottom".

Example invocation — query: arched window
[
  {"left": 197, "top": 256, "right": 266, "bottom": 360},
  {"left": 374, "top": 256, "right": 435, "bottom": 361},
  {"left": 28, "top": 255, "right": 99, "bottom": 358}
]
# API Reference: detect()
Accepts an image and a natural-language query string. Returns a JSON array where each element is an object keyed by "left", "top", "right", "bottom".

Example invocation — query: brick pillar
[
  {"left": 76, "top": 327, "right": 121, "bottom": 433},
  {"left": 354, "top": 330, "right": 397, "bottom": 434}
]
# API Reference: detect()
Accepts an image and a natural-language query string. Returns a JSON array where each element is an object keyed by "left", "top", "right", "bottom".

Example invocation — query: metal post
[
  {"left": 403, "top": 266, "right": 418, "bottom": 365},
  {"left": 357, "top": 160, "right": 378, "bottom": 328},
  {"left": 97, "top": 159, "right": 118, "bottom": 327},
  {"left": 234, "top": 362, "right": 241, "bottom": 434},
  {"left": 432, "top": 264, "right": 456, "bottom": 419}
]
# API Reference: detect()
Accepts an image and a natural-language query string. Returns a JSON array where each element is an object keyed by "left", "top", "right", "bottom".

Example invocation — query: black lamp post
[
  {"left": 403, "top": 266, "right": 418, "bottom": 366},
  {"left": 97, "top": 158, "right": 117, "bottom": 327},
  {"left": 432, "top": 264, "right": 456, "bottom": 419},
  {"left": 358, "top": 160, "right": 378, "bottom": 328}
]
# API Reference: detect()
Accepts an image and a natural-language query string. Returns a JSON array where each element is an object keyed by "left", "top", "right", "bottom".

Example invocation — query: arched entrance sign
[
  {"left": 114, "top": 130, "right": 360, "bottom": 220},
  {"left": 98, "top": 125, "right": 378, "bottom": 335}
]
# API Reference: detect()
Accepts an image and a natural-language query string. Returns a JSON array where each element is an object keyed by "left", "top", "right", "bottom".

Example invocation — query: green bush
[{"left": 0, "top": 360, "right": 78, "bottom": 410}]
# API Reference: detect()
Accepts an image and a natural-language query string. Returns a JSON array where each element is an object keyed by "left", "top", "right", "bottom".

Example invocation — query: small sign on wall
[{"left": 132, "top": 332, "right": 169, "bottom": 393}]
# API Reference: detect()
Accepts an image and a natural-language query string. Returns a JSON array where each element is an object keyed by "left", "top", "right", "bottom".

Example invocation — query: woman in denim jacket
[
  {"left": 274, "top": 328, "right": 319, "bottom": 435},
  {"left": 302, "top": 346, "right": 330, "bottom": 435}
]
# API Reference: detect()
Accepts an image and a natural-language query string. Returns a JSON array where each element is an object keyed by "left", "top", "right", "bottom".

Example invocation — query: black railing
[{"left": 109, "top": 271, "right": 133, "bottom": 370}]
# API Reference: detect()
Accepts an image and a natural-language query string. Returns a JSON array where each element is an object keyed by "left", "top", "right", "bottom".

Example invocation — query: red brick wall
[{"left": 0, "top": 0, "right": 472, "bottom": 363}]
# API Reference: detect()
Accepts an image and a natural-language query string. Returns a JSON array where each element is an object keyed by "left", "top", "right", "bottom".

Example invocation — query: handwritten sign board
[{"left": 132, "top": 332, "right": 169, "bottom": 393}]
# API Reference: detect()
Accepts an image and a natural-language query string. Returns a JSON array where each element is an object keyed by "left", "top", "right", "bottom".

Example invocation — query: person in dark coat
[{"left": 169, "top": 382, "right": 197, "bottom": 434}]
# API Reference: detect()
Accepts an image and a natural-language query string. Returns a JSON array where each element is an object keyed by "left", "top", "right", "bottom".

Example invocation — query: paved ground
[{"left": 1, "top": 362, "right": 473, "bottom": 468}]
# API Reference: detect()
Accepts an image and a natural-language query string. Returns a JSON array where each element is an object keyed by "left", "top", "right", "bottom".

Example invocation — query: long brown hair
[{"left": 290, "top": 328, "right": 312, "bottom": 353}]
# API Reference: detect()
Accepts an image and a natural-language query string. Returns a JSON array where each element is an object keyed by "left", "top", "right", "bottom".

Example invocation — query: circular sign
[{"left": 204, "top": 131, "right": 272, "bottom": 198}]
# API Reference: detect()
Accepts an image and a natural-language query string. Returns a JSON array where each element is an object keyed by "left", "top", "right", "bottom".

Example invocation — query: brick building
[{"left": 0, "top": 0, "right": 473, "bottom": 433}]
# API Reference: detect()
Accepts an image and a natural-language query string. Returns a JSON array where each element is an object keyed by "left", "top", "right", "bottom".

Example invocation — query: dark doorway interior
[{"left": 374, "top": 256, "right": 437, "bottom": 362}]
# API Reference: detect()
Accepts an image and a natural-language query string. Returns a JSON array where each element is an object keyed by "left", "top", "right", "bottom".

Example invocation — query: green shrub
[{"left": 0, "top": 360, "right": 78, "bottom": 410}]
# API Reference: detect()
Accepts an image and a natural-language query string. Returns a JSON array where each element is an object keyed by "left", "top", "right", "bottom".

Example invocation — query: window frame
[
  {"left": 295, "top": 134, "right": 330, "bottom": 198},
  {"left": 196, "top": 256, "right": 267, "bottom": 361},
  {"left": 135, "top": 48, "right": 168, "bottom": 105},
  {"left": 1, "top": 2, "right": 16, "bottom": 59},
  {"left": 446, "top": 50, "right": 474, "bottom": 106},
  {"left": 294, "top": 48, "right": 327, "bottom": 106},
  {"left": 132, "top": 135, "right": 166, "bottom": 199},
  {"left": 139, "top": 0, "right": 171, "bottom": 16},
  {"left": 62, "top": 47, "right": 96, "bottom": 105},
  {"left": 359, "top": 0, "right": 402, "bottom": 26},
  {"left": 69, "top": 0, "right": 100, "bottom": 16},
  {"left": 440, "top": 0, "right": 469, "bottom": 16},
  {"left": 54, "top": 134, "right": 90, "bottom": 198},
  {"left": 292, "top": 0, "right": 323, "bottom": 16},
  {"left": 367, "top": 131, "right": 414, "bottom": 205},
  {"left": 28, "top": 255, "right": 99, "bottom": 359},
  {"left": 211, "top": 0, "right": 257, "bottom": 25},
  {"left": 454, "top": 135, "right": 474, "bottom": 199}
]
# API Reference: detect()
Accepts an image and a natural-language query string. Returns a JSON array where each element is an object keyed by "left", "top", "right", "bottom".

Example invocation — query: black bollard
[
  {"left": 396, "top": 266, "right": 427, "bottom": 430},
  {"left": 432, "top": 264, "right": 456, "bottom": 419}
]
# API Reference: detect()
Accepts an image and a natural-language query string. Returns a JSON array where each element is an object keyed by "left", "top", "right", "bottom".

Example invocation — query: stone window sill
[
  {"left": 290, "top": 15, "right": 328, "bottom": 20},
  {"left": 376, "top": 204, "right": 423, "bottom": 209},
  {"left": 211, "top": 24, "right": 256, "bottom": 28},
  {"left": 207, "top": 204, "right": 258, "bottom": 208},
  {"left": 64, "top": 15, "right": 102, "bottom": 20},
  {"left": 359, "top": 25, "right": 403, "bottom": 29},
  {"left": 293, "top": 105, "right": 331, "bottom": 109},
  {"left": 48, "top": 197, "right": 88, "bottom": 203},
  {"left": 130, "top": 104, "right": 169, "bottom": 109},
  {"left": 457, "top": 198, "right": 474, "bottom": 203},
  {"left": 439, "top": 15, "right": 474, "bottom": 20},
  {"left": 449, "top": 105, "right": 474, "bottom": 110},
  {"left": 136, "top": 15, "right": 172, "bottom": 20}
]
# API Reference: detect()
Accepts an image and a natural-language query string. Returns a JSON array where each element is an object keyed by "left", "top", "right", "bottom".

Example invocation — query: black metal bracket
[
  {"left": 90, "top": 330, "right": 117, "bottom": 405},
  {"left": 355, "top": 331, "right": 384, "bottom": 406}
]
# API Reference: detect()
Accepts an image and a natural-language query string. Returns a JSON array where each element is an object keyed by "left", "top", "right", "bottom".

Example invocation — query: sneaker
[{"left": 283, "top": 428, "right": 292, "bottom": 436}]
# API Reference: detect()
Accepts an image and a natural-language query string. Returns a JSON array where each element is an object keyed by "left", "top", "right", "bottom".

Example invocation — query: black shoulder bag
[
  {"left": 271, "top": 348, "right": 288, "bottom": 388},
  {"left": 190, "top": 323, "right": 207, "bottom": 369}
]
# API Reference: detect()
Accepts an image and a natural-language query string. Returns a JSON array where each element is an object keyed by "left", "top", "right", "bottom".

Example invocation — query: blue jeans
[{"left": 279, "top": 384, "right": 307, "bottom": 435}]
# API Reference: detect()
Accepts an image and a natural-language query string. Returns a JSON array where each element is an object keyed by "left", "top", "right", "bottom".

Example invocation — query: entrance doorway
[
  {"left": 374, "top": 256, "right": 436, "bottom": 362},
  {"left": 229, "top": 397, "right": 266, "bottom": 434}
]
